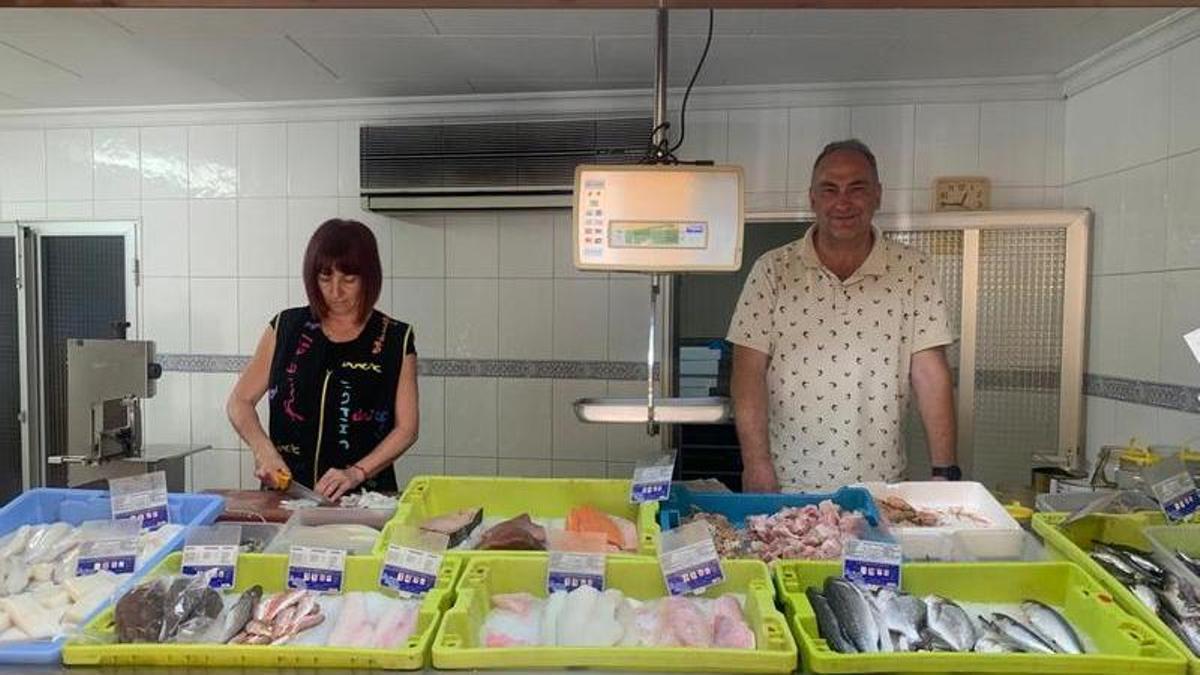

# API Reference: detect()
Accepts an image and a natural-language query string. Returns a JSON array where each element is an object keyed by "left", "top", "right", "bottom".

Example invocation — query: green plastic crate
[
  {"left": 432, "top": 554, "right": 797, "bottom": 672},
  {"left": 1035, "top": 511, "right": 1200, "bottom": 674},
  {"left": 775, "top": 559, "right": 1187, "bottom": 675},
  {"left": 64, "top": 552, "right": 461, "bottom": 670},
  {"left": 383, "top": 475, "right": 659, "bottom": 557}
]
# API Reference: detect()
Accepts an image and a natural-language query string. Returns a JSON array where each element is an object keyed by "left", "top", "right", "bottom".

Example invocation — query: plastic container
[
  {"left": 1033, "top": 512, "right": 1200, "bottom": 674},
  {"left": 431, "top": 554, "right": 797, "bottom": 672},
  {"left": 859, "top": 481, "right": 1024, "bottom": 560},
  {"left": 64, "top": 551, "right": 462, "bottom": 669},
  {"left": 653, "top": 484, "right": 888, "bottom": 559},
  {"left": 1034, "top": 489, "right": 1159, "bottom": 514},
  {"left": 0, "top": 488, "right": 225, "bottom": 665},
  {"left": 267, "top": 507, "right": 392, "bottom": 555},
  {"left": 385, "top": 475, "right": 658, "bottom": 557},
  {"left": 775, "top": 559, "right": 1187, "bottom": 674},
  {"left": 1144, "top": 523, "right": 1200, "bottom": 599},
  {"left": 236, "top": 522, "right": 282, "bottom": 553}
]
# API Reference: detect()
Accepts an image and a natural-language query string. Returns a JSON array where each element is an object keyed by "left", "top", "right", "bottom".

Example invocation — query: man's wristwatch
[{"left": 931, "top": 465, "right": 962, "bottom": 481}]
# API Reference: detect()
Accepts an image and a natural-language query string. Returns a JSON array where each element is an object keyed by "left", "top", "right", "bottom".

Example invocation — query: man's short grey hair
[{"left": 812, "top": 139, "right": 880, "bottom": 184}]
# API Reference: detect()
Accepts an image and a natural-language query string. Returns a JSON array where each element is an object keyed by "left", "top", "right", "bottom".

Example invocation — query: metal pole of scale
[{"left": 648, "top": 7, "right": 673, "bottom": 443}]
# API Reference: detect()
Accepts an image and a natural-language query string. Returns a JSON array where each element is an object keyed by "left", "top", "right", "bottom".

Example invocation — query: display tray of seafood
[
  {"left": 1033, "top": 512, "right": 1200, "bottom": 674},
  {"left": 859, "top": 482, "right": 1026, "bottom": 561},
  {"left": 657, "top": 485, "right": 887, "bottom": 563},
  {"left": 432, "top": 554, "right": 797, "bottom": 673},
  {"left": 386, "top": 475, "right": 656, "bottom": 557},
  {"left": 63, "top": 552, "right": 461, "bottom": 670},
  {"left": 775, "top": 560, "right": 1188, "bottom": 674}
]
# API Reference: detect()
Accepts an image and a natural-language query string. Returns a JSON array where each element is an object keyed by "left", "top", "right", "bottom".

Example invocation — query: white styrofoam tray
[{"left": 857, "top": 481, "right": 1024, "bottom": 561}]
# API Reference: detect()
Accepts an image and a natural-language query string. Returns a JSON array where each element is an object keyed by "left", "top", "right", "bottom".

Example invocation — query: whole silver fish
[
  {"left": 825, "top": 578, "right": 880, "bottom": 653},
  {"left": 1021, "top": 600, "right": 1084, "bottom": 654},
  {"left": 924, "top": 596, "right": 977, "bottom": 652},
  {"left": 1176, "top": 550, "right": 1200, "bottom": 577},
  {"left": 1090, "top": 551, "right": 1142, "bottom": 584},
  {"left": 974, "top": 634, "right": 1015, "bottom": 653},
  {"left": 1161, "top": 610, "right": 1200, "bottom": 657},
  {"left": 872, "top": 589, "right": 925, "bottom": 643},
  {"left": 1102, "top": 544, "right": 1165, "bottom": 580},
  {"left": 986, "top": 613, "right": 1055, "bottom": 654},
  {"left": 807, "top": 587, "right": 857, "bottom": 654},
  {"left": 1160, "top": 574, "right": 1200, "bottom": 619},
  {"left": 1133, "top": 584, "right": 1160, "bottom": 614},
  {"left": 217, "top": 585, "right": 263, "bottom": 644}
]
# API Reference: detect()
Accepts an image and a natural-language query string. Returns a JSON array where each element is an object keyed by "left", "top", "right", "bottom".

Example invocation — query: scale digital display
[
  {"left": 573, "top": 165, "right": 743, "bottom": 272},
  {"left": 609, "top": 221, "right": 708, "bottom": 249}
]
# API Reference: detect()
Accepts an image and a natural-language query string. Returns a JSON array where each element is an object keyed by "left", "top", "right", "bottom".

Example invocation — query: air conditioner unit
[{"left": 360, "top": 117, "right": 652, "bottom": 211}]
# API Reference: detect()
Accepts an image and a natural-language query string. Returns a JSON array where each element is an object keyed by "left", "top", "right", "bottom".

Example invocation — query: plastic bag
[{"left": 113, "top": 570, "right": 223, "bottom": 644}]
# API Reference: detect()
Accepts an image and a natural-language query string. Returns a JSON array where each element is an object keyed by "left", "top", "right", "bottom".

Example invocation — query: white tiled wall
[
  {"left": 1066, "top": 34, "right": 1200, "bottom": 467},
  {"left": 0, "top": 83, "right": 1068, "bottom": 491}
]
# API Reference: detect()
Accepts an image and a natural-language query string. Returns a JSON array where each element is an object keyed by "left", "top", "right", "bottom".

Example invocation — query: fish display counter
[{"left": 1036, "top": 511, "right": 1200, "bottom": 674}]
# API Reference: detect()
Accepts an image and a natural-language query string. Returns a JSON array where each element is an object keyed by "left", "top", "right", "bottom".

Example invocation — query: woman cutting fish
[{"left": 226, "top": 218, "right": 419, "bottom": 499}]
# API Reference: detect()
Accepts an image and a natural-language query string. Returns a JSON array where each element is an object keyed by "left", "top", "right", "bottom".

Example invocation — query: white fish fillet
[
  {"left": 371, "top": 600, "right": 419, "bottom": 649},
  {"left": 556, "top": 585, "right": 601, "bottom": 646},
  {"left": 540, "top": 591, "right": 567, "bottom": 646},
  {"left": 326, "top": 592, "right": 370, "bottom": 647},
  {"left": 0, "top": 595, "right": 57, "bottom": 640}
]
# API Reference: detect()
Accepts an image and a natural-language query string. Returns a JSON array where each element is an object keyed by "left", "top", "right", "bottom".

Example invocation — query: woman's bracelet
[{"left": 350, "top": 463, "right": 369, "bottom": 482}]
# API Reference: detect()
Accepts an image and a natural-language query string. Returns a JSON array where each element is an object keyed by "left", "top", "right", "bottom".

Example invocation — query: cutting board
[{"left": 203, "top": 489, "right": 293, "bottom": 523}]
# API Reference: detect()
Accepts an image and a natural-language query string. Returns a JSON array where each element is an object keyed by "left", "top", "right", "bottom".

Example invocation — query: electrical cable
[{"left": 667, "top": 8, "right": 715, "bottom": 156}]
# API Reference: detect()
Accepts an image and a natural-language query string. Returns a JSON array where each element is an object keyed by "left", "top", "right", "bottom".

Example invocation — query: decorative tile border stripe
[
  {"left": 1085, "top": 374, "right": 1200, "bottom": 414},
  {"left": 158, "top": 354, "right": 653, "bottom": 381},
  {"left": 156, "top": 356, "right": 1199, "bottom": 413}
]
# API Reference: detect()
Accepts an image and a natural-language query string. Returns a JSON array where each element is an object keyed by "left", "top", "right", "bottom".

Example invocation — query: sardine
[
  {"left": 806, "top": 587, "right": 857, "bottom": 653},
  {"left": 1100, "top": 543, "right": 1165, "bottom": 580},
  {"left": 824, "top": 578, "right": 879, "bottom": 653},
  {"left": 1021, "top": 600, "right": 1084, "bottom": 654},
  {"left": 1160, "top": 609, "right": 1200, "bottom": 656},
  {"left": 924, "top": 596, "right": 977, "bottom": 652},
  {"left": 1091, "top": 551, "right": 1142, "bottom": 585},
  {"left": 217, "top": 585, "right": 262, "bottom": 643},
  {"left": 1159, "top": 573, "right": 1200, "bottom": 619},
  {"left": 1133, "top": 583, "right": 1160, "bottom": 614},
  {"left": 986, "top": 613, "right": 1055, "bottom": 654},
  {"left": 1176, "top": 550, "right": 1200, "bottom": 578}
]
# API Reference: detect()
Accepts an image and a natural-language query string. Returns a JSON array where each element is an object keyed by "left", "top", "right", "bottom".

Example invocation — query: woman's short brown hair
[{"left": 302, "top": 218, "right": 382, "bottom": 323}]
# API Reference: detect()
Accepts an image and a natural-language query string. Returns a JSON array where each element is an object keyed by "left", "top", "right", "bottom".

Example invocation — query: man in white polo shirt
[{"left": 728, "top": 139, "right": 958, "bottom": 492}]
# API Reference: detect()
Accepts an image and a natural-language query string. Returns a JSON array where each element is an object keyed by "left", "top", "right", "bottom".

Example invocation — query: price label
[
  {"left": 659, "top": 521, "right": 723, "bottom": 596},
  {"left": 843, "top": 539, "right": 903, "bottom": 589},
  {"left": 182, "top": 544, "right": 238, "bottom": 589},
  {"left": 1152, "top": 473, "right": 1200, "bottom": 522},
  {"left": 380, "top": 545, "right": 442, "bottom": 597},
  {"left": 547, "top": 552, "right": 605, "bottom": 593},
  {"left": 631, "top": 453, "right": 676, "bottom": 504},
  {"left": 110, "top": 472, "right": 169, "bottom": 531},
  {"left": 76, "top": 537, "right": 137, "bottom": 576},
  {"left": 287, "top": 546, "right": 345, "bottom": 592}
]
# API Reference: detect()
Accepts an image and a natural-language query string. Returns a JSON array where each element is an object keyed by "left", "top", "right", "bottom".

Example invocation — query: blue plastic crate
[
  {"left": 0, "top": 488, "right": 225, "bottom": 665},
  {"left": 657, "top": 484, "right": 884, "bottom": 532}
]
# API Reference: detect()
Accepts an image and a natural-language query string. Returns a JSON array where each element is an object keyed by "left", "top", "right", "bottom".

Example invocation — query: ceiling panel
[
  {"left": 0, "top": 7, "right": 1179, "bottom": 109},
  {"left": 97, "top": 8, "right": 437, "bottom": 36},
  {"left": 294, "top": 35, "right": 595, "bottom": 82}
]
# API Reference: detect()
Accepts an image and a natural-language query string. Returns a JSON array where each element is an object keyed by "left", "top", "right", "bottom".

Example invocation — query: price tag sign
[
  {"left": 75, "top": 519, "right": 139, "bottom": 577},
  {"left": 380, "top": 545, "right": 443, "bottom": 597},
  {"left": 547, "top": 552, "right": 606, "bottom": 593},
  {"left": 110, "top": 472, "right": 169, "bottom": 531},
  {"left": 631, "top": 452, "right": 676, "bottom": 503},
  {"left": 379, "top": 527, "right": 447, "bottom": 597},
  {"left": 181, "top": 524, "right": 240, "bottom": 589},
  {"left": 843, "top": 539, "right": 903, "bottom": 589},
  {"left": 659, "top": 521, "right": 724, "bottom": 596},
  {"left": 1146, "top": 454, "right": 1200, "bottom": 523},
  {"left": 1152, "top": 473, "right": 1200, "bottom": 522},
  {"left": 287, "top": 546, "right": 346, "bottom": 592},
  {"left": 77, "top": 537, "right": 137, "bottom": 576},
  {"left": 182, "top": 544, "right": 238, "bottom": 589}
]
